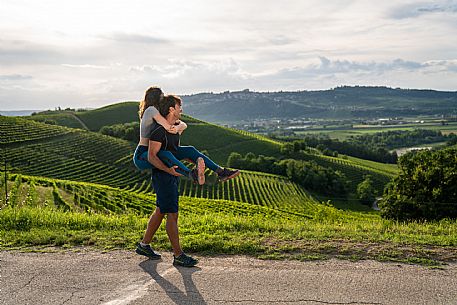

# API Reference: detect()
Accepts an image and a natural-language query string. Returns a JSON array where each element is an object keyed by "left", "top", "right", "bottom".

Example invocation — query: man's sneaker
[
  {"left": 173, "top": 253, "right": 198, "bottom": 267},
  {"left": 135, "top": 243, "right": 161, "bottom": 260},
  {"left": 189, "top": 157, "right": 205, "bottom": 185},
  {"left": 217, "top": 168, "right": 240, "bottom": 182}
]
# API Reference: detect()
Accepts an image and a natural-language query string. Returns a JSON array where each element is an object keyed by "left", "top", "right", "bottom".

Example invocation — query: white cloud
[{"left": 389, "top": 1, "right": 457, "bottom": 19}]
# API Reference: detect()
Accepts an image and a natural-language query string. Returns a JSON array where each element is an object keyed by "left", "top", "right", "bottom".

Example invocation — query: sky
[{"left": 1, "top": 0, "right": 457, "bottom": 110}]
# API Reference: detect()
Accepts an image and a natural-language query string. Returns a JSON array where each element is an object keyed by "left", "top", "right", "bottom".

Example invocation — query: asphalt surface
[{"left": 1, "top": 250, "right": 456, "bottom": 305}]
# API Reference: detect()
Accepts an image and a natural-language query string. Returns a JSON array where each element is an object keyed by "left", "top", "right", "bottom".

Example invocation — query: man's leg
[
  {"left": 165, "top": 212, "right": 182, "bottom": 256},
  {"left": 136, "top": 207, "right": 164, "bottom": 259},
  {"left": 142, "top": 207, "right": 165, "bottom": 244},
  {"left": 166, "top": 212, "right": 198, "bottom": 267}
]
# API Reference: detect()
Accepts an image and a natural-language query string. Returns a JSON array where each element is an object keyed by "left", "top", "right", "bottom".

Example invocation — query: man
[{"left": 135, "top": 94, "right": 200, "bottom": 267}]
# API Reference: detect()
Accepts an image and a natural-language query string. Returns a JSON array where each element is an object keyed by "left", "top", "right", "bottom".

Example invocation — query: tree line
[
  {"left": 228, "top": 152, "right": 348, "bottom": 196},
  {"left": 99, "top": 122, "right": 138, "bottom": 142},
  {"left": 278, "top": 129, "right": 456, "bottom": 164}
]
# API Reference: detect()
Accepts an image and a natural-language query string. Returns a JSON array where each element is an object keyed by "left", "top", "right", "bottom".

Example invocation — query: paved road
[{"left": 1, "top": 250, "right": 456, "bottom": 305}]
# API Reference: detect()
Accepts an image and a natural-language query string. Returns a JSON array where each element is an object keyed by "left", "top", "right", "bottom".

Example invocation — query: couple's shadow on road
[{"left": 139, "top": 259, "right": 207, "bottom": 305}]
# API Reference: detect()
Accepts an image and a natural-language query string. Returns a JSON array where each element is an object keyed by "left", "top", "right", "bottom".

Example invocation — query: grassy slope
[
  {"left": 25, "top": 112, "right": 86, "bottom": 130},
  {"left": 25, "top": 102, "right": 283, "bottom": 165},
  {"left": 1, "top": 116, "right": 145, "bottom": 189},
  {"left": 180, "top": 123, "right": 282, "bottom": 164},
  {"left": 76, "top": 102, "right": 139, "bottom": 131},
  {"left": 2, "top": 115, "right": 397, "bottom": 205},
  {"left": 1, "top": 174, "right": 456, "bottom": 265},
  {"left": 0, "top": 116, "right": 311, "bottom": 211}
]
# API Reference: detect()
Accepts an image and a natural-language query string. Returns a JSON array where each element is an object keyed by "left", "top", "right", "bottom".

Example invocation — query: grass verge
[{"left": 1, "top": 205, "right": 456, "bottom": 266}]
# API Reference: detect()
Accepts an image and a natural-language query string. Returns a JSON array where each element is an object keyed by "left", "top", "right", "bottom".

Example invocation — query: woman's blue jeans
[{"left": 133, "top": 145, "right": 219, "bottom": 176}]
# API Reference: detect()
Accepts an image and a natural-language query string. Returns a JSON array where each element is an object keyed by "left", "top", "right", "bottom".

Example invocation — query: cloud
[
  {"left": 126, "top": 58, "right": 252, "bottom": 93},
  {"left": 267, "top": 35, "right": 296, "bottom": 46},
  {"left": 0, "top": 74, "right": 33, "bottom": 81},
  {"left": 389, "top": 1, "right": 457, "bottom": 19},
  {"left": 61, "top": 64, "right": 110, "bottom": 69},
  {"left": 272, "top": 57, "right": 431, "bottom": 80},
  {"left": 250, "top": 57, "right": 457, "bottom": 92},
  {"left": 0, "top": 40, "right": 61, "bottom": 65},
  {"left": 0, "top": 39, "right": 106, "bottom": 65},
  {"left": 99, "top": 32, "right": 170, "bottom": 45}
]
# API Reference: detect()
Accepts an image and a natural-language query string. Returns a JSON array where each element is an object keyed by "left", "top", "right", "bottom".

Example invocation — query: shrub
[
  {"left": 380, "top": 147, "right": 457, "bottom": 220},
  {"left": 357, "top": 176, "right": 377, "bottom": 206}
]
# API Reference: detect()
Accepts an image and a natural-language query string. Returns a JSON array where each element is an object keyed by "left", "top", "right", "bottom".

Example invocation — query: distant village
[{"left": 230, "top": 115, "right": 457, "bottom": 136}]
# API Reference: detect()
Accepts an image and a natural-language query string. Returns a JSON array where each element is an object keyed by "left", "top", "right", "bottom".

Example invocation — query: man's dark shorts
[{"left": 151, "top": 170, "right": 179, "bottom": 213}]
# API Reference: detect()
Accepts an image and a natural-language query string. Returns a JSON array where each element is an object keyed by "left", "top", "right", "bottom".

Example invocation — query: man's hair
[{"left": 158, "top": 95, "right": 182, "bottom": 117}]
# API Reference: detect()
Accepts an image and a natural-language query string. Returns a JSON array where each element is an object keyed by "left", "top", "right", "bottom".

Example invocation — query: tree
[
  {"left": 357, "top": 175, "right": 377, "bottom": 206},
  {"left": 379, "top": 147, "right": 457, "bottom": 220},
  {"left": 227, "top": 152, "right": 243, "bottom": 168}
]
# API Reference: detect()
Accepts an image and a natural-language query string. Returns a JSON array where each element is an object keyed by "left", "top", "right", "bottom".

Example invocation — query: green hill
[
  {"left": 0, "top": 116, "right": 313, "bottom": 213},
  {"left": 3, "top": 114, "right": 396, "bottom": 203},
  {"left": 25, "top": 112, "right": 87, "bottom": 130},
  {"left": 75, "top": 102, "right": 139, "bottom": 131},
  {"left": 26, "top": 102, "right": 283, "bottom": 165},
  {"left": 1, "top": 116, "right": 145, "bottom": 189},
  {"left": 180, "top": 122, "right": 282, "bottom": 164},
  {"left": 182, "top": 86, "right": 457, "bottom": 122},
  {"left": 296, "top": 153, "right": 396, "bottom": 194}
]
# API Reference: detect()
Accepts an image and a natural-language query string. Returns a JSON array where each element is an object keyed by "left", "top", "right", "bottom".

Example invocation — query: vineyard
[
  {"left": 181, "top": 123, "right": 282, "bottom": 164},
  {"left": 70, "top": 102, "right": 206, "bottom": 131},
  {"left": 0, "top": 116, "right": 72, "bottom": 145},
  {"left": 294, "top": 152, "right": 395, "bottom": 194},
  {"left": 0, "top": 174, "right": 321, "bottom": 220},
  {"left": 0, "top": 117, "right": 319, "bottom": 213},
  {"left": 1, "top": 116, "right": 147, "bottom": 189},
  {"left": 1, "top": 115, "right": 399, "bottom": 209}
]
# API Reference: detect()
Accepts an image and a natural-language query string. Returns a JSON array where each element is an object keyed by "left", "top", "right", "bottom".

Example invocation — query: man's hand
[{"left": 166, "top": 165, "right": 183, "bottom": 177}]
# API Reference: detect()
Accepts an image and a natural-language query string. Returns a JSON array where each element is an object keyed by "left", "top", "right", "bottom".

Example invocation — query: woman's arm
[
  {"left": 175, "top": 120, "right": 187, "bottom": 135},
  {"left": 153, "top": 112, "right": 178, "bottom": 134}
]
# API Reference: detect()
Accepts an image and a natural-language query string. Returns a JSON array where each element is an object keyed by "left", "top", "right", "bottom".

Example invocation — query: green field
[
  {"left": 25, "top": 112, "right": 87, "bottom": 130},
  {"left": 296, "top": 121, "right": 457, "bottom": 140},
  {"left": 1, "top": 116, "right": 394, "bottom": 203},
  {"left": 2, "top": 107, "right": 457, "bottom": 265}
]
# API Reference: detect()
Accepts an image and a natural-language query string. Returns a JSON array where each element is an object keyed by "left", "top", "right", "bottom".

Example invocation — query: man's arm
[{"left": 148, "top": 140, "right": 182, "bottom": 176}]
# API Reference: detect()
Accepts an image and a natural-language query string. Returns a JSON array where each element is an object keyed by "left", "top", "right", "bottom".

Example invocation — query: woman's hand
[{"left": 167, "top": 125, "right": 178, "bottom": 134}]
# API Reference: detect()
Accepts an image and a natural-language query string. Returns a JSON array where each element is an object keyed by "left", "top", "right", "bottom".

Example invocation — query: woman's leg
[
  {"left": 174, "top": 146, "right": 220, "bottom": 172},
  {"left": 157, "top": 150, "right": 191, "bottom": 176},
  {"left": 133, "top": 146, "right": 152, "bottom": 170}
]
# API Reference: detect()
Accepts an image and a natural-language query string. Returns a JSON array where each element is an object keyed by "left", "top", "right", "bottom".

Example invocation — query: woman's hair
[
  {"left": 158, "top": 94, "right": 182, "bottom": 117},
  {"left": 138, "top": 86, "right": 163, "bottom": 119}
]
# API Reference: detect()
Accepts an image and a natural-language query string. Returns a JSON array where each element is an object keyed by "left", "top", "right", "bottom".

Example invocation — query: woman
[{"left": 133, "top": 86, "right": 240, "bottom": 184}]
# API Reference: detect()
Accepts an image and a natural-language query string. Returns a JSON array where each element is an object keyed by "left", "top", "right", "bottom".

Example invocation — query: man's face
[{"left": 171, "top": 102, "right": 182, "bottom": 120}]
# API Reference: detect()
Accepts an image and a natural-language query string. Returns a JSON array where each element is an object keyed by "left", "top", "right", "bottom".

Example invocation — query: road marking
[{"left": 101, "top": 267, "right": 175, "bottom": 305}]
